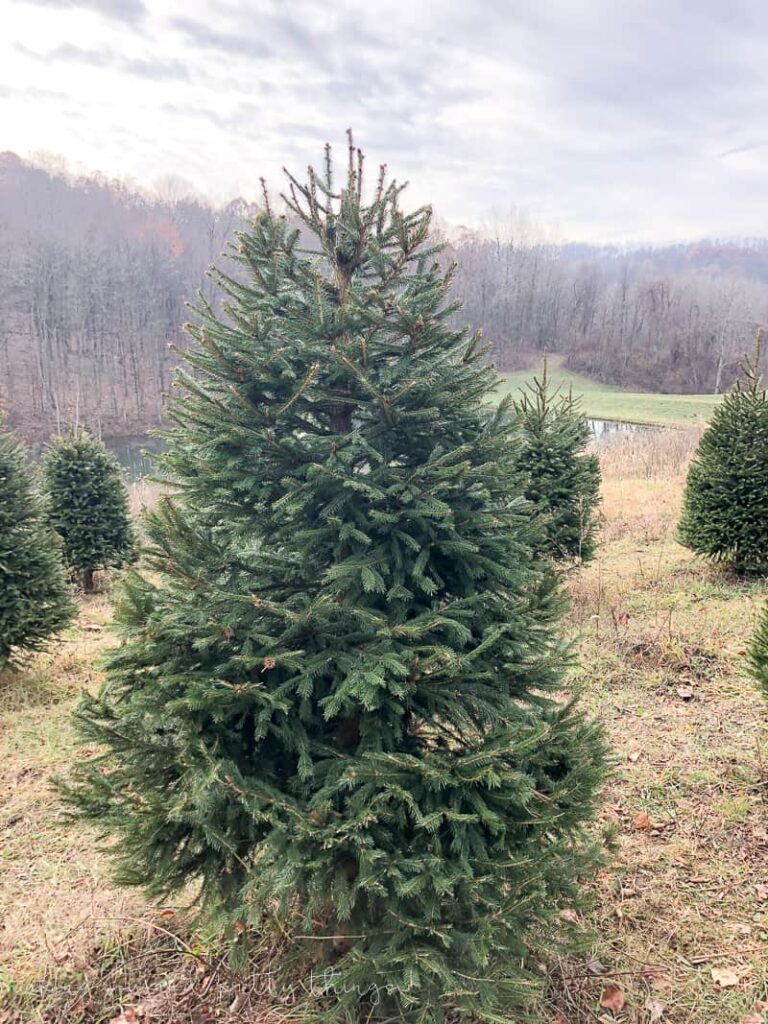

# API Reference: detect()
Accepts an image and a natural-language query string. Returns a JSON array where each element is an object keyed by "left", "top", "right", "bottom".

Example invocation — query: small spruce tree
[
  {"left": 678, "top": 344, "right": 768, "bottom": 575},
  {"left": 0, "top": 424, "right": 75, "bottom": 665},
  {"left": 61, "top": 138, "right": 608, "bottom": 1022},
  {"left": 42, "top": 432, "right": 134, "bottom": 591},
  {"left": 750, "top": 603, "right": 768, "bottom": 701},
  {"left": 513, "top": 364, "right": 601, "bottom": 561}
]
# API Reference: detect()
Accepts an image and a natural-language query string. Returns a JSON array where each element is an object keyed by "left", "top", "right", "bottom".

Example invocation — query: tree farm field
[
  {"left": 496, "top": 365, "right": 723, "bottom": 428},
  {"left": 2, "top": 429, "right": 767, "bottom": 1024}
]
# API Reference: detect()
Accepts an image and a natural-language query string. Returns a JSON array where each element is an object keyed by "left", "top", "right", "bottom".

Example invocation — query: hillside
[
  {"left": 1, "top": 153, "right": 766, "bottom": 441},
  {"left": 496, "top": 364, "right": 723, "bottom": 427},
  {"left": 0, "top": 152, "right": 256, "bottom": 441}
]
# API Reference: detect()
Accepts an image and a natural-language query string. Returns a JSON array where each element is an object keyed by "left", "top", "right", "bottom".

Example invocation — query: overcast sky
[{"left": 3, "top": 0, "right": 768, "bottom": 241}]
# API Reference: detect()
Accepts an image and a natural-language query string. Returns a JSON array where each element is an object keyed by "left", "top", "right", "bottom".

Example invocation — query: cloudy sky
[{"left": 3, "top": 0, "right": 768, "bottom": 241}]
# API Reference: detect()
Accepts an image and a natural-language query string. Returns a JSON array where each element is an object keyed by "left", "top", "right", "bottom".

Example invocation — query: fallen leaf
[
  {"left": 676, "top": 685, "right": 694, "bottom": 701},
  {"left": 711, "top": 966, "right": 740, "bottom": 989},
  {"left": 559, "top": 908, "right": 579, "bottom": 923},
  {"left": 109, "top": 1009, "right": 140, "bottom": 1024},
  {"left": 633, "top": 811, "right": 653, "bottom": 831},
  {"left": 628, "top": 750, "right": 641, "bottom": 763},
  {"left": 645, "top": 996, "right": 666, "bottom": 1021},
  {"left": 600, "top": 985, "right": 625, "bottom": 1013}
]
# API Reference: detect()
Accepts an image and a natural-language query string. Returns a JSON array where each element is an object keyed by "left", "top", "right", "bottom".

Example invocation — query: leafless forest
[
  {"left": 0, "top": 152, "right": 257, "bottom": 441},
  {"left": 2, "top": 151, "right": 767, "bottom": 441},
  {"left": 454, "top": 222, "right": 768, "bottom": 389}
]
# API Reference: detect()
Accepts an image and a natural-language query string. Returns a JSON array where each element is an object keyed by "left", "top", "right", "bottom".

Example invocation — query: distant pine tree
[
  {"left": 513, "top": 364, "right": 601, "bottom": 561},
  {"left": 678, "top": 343, "right": 768, "bottom": 575},
  {"left": 0, "top": 424, "right": 75, "bottom": 665},
  {"left": 60, "top": 138, "right": 608, "bottom": 1023},
  {"left": 42, "top": 433, "right": 134, "bottom": 592}
]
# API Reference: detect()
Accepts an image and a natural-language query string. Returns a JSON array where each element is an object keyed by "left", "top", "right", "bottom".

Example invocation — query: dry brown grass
[
  {"left": 0, "top": 598, "right": 145, "bottom": 1014},
  {"left": 127, "top": 478, "right": 163, "bottom": 518},
  {"left": 2, "top": 430, "right": 768, "bottom": 1023},
  {"left": 595, "top": 429, "right": 700, "bottom": 548},
  {"left": 597, "top": 428, "right": 702, "bottom": 482},
  {"left": 540, "top": 431, "right": 768, "bottom": 1023}
]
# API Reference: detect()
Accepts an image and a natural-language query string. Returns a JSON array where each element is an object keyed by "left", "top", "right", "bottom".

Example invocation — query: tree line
[
  {"left": 447, "top": 218, "right": 768, "bottom": 391},
  {"left": 0, "top": 152, "right": 257, "bottom": 440},
  {"left": 1, "top": 152, "right": 767, "bottom": 441}
]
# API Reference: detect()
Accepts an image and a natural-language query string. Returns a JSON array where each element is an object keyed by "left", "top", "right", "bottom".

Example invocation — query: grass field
[
  {"left": 2, "top": 431, "right": 768, "bottom": 1023},
  {"left": 496, "top": 363, "right": 723, "bottom": 427}
]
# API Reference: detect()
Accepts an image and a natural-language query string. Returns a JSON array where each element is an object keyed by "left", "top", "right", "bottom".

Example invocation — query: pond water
[
  {"left": 109, "top": 436, "right": 165, "bottom": 479},
  {"left": 588, "top": 418, "right": 658, "bottom": 438}
]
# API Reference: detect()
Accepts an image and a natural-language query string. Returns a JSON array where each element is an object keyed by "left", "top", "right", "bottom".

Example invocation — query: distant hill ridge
[{"left": 0, "top": 153, "right": 766, "bottom": 440}]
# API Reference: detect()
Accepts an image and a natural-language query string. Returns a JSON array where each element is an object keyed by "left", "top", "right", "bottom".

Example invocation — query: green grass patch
[{"left": 495, "top": 364, "right": 722, "bottom": 427}]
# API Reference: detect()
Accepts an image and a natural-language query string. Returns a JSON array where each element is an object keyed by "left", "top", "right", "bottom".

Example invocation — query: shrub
[
  {"left": 513, "top": 366, "right": 601, "bottom": 561},
  {"left": 750, "top": 602, "right": 768, "bottom": 701},
  {"left": 678, "top": 348, "right": 768, "bottom": 574},
  {"left": 0, "top": 424, "right": 75, "bottom": 664},
  {"left": 42, "top": 432, "right": 134, "bottom": 591}
]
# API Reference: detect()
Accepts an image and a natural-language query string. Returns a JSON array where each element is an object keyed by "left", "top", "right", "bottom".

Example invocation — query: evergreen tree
[
  {"left": 0, "top": 424, "right": 75, "bottom": 665},
  {"left": 513, "top": 365, "right": 601, "bottom": 561},
  {"left": 42, "top": 432, "right": 134, "bottom": 592},
  {"left": 750, "top": 602, "right": 768, "bottom": 702},
  {"left": 678, "top": 344, "right": 768, "bottom": 575},
  {"left": 62, "top": 138, "right": 608, "bottom": 1022}
]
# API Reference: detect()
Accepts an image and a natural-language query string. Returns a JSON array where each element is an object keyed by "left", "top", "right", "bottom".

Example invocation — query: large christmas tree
[
  {"left": 63, "top": 138, "right": 607, "bottom": 1022},
  {"left": 678, "top": 345, "right": 768, "bottom": 575},
  {"left": 513, "top": 365, "right": 601, "bottom": 562},
  {"left": 42, "top": 432, "right": 134, "bottom": 592},
  {"left": 0, "top": 424, "right": 75, "bottom": 665}
]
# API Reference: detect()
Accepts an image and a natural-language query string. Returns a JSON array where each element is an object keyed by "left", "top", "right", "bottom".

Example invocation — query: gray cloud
[
  {"left": 4, "top": 0, "right": 768, "bottom": 240},
  {"left": 0, "top": 84, "right": 67, "bottom": 101},
  {"left": 719, "top": 140, "right": 768, "bottom": 159},
  {"left": 16, "top": 0, "right": 145, "bottom": 23},
  {"left": 169, "top": 16, "right": 273, "bottom": 61},
  {"left": 17, "top": 42, "right": 190, "bottom": 81}
]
